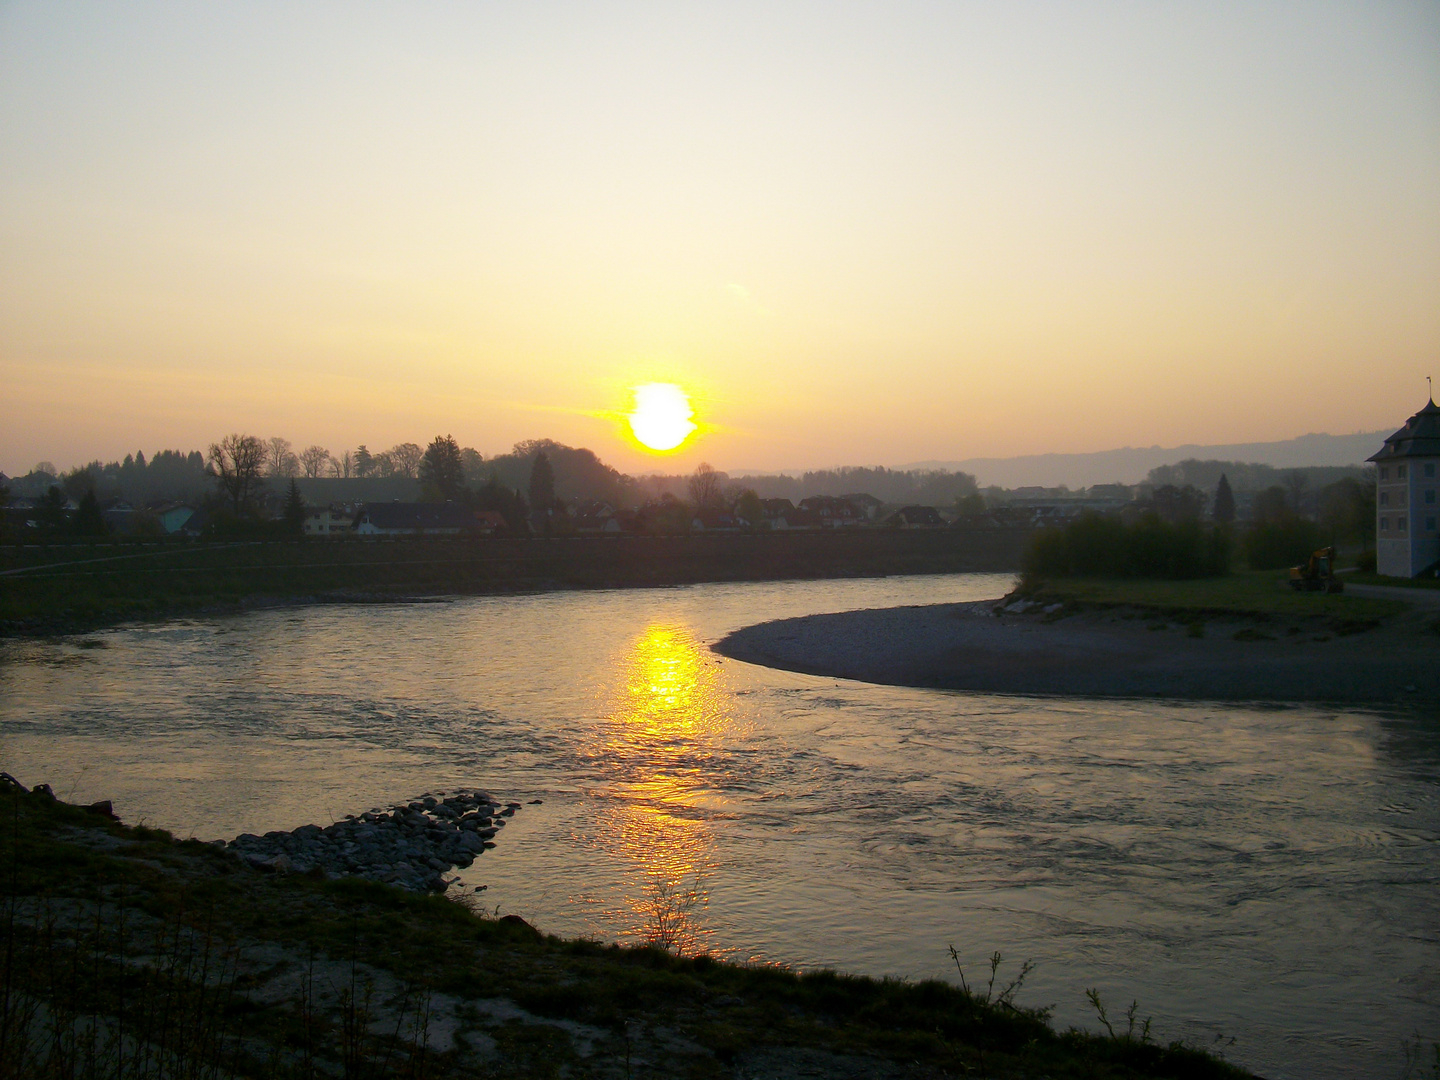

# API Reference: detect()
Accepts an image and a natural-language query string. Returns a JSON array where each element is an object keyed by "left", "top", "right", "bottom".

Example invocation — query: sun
[{"left": 627, "top": 383, "right": 697, "bottom": 452}]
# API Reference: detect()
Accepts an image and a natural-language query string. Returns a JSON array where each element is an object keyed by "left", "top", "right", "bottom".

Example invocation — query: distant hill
[{"left": 903, "top": 430, "right": 1389, "bottom": 490}]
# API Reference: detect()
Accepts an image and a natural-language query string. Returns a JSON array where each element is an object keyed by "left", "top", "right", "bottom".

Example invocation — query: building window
[
  {"left": 1428, "top": 490, "right": 1437, "bottom": 505},
  {"left": 1427, "top": 463, "right": 1437, "bottom": 478},
  {"left": 1398, "top": 516, "right": 1407, "bottom": 531},
  {"left": 1398, "top": 465, "right": 1407, "bottom": 479},
  {"left": 1380, "top": 492, "right": 1389, "bottom": 506},
  {"left": 1428, "top": 517, "right": 1438, "bottom": 532},
  {"left": 1380, "top": 517, "right": 1389, "bottom": 531},
  {"left": 1380, "top": 467, "right": 1389, "bottom": 480}
]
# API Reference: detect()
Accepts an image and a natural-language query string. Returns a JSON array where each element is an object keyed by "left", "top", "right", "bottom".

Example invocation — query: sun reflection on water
[{"left": 595, "top": 624, "right": 739, "bottom": 954}]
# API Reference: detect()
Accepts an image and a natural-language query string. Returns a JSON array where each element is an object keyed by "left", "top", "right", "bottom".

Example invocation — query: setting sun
[{"left": 627, "top": 383, "right": 697, "bottom": 452}]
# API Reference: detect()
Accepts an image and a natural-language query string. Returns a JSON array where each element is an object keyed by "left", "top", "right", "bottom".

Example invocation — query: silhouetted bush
[
  {"left": 1243, "top": 518, "right": 1323, "bottom": 570},
  {"left": 1023, "top": 512, "right": 1230, "bottom": 580}
]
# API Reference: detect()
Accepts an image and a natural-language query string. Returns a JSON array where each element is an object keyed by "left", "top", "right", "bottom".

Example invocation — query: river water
[{"left": 1, "top": 573, "right": 1435, "bottom": 1078}]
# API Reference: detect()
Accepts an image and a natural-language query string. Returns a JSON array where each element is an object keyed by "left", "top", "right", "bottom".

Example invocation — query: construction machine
[{"left": 1289, "top": 547, "right": 1343, "bottom": 593}]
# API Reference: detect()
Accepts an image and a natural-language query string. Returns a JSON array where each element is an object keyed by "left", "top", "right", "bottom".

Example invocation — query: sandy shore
[{"left": 714, "top": 598, "right": 1440, "bottom": 706}]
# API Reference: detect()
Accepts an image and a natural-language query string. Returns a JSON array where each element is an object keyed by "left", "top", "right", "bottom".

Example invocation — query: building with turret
[{"left": 1368, "top": 396, "right": 1440, "bottom": 577}]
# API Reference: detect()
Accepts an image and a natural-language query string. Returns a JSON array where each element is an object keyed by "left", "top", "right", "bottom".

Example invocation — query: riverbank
[
  {"left": 0, "top": 779, "right": 1251, "bottom": 1079},
  {"left": 715, "top": 590, "right": 1440, "bottom": 706},
  {"left": 0, "top": 530, "right": 1028, "bottom": 636}
]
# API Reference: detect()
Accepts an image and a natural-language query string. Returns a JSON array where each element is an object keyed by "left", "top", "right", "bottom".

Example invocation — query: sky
[{"left": 2, "top": 1, "right": 1437, "bottom": 477}]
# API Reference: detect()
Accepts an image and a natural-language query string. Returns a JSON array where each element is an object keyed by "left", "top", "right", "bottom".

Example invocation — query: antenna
[{"left": 1430, "top": 375, "right": 1434, "bottom": 404}]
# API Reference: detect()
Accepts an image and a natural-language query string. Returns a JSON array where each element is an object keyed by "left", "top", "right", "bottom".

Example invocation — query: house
[
  {"left": 798, "top": 496, "right": 864, "bottom": 528},
  {"left": 841, "top": 493, "right": 884, "bottom": 520},
  {"left": 353, "top": 502, "right": 477, "bottom": 536},
  {"left": 303, "top": 507, "right": 352, "bottom": 537},
  {"left": 885, "top": 505, "right": 946, "bottom": 529},
  {"left": 692, "top": 510, "right": 745, "bottom": 532},
  {"left": 1369, "top": 395, "right": 1440, "bottom": 577},
  {"left": 472, "top": 510, "right": 509, "bottom": 535},
  {"left": 152, "top": 503, "right": 197, "bottom": 534}
]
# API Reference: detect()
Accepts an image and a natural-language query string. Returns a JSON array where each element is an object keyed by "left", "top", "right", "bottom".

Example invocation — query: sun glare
[{"left": 627, "top": 383, "right": 697, "bottom": 452}]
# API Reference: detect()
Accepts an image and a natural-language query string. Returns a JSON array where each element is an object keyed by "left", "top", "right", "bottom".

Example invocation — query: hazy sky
[{"left": 2, "top": 1, "right": 1437, "bottom": 476}]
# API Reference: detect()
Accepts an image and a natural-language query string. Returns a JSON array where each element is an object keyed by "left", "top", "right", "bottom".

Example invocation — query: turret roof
[{"left": 1368, "top": 397, "right": 1440, "bottom": 462}]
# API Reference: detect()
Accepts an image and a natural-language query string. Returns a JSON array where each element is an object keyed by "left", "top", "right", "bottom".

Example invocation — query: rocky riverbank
[{"left": 226, "top": 789, "right": 525, "bottom": 893}]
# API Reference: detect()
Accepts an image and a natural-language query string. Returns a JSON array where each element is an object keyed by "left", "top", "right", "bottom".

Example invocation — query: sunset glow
[{"left": 626, "top": 384, "right": 697, "bottom": 453}]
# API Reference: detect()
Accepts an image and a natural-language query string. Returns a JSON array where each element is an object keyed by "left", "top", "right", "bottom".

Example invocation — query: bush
[
  {"left": 1353, "top": 550, "right": 1377, "bottom": 573},
  {"left": 1023, "top": 512, "right": 1230, "bottom": 581},
  {"left": 1242, "top": 518, "right": 1322, "bottom": 570}
]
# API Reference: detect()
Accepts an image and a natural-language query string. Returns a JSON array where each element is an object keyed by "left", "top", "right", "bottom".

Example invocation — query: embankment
[{"left": 0, "top": 527, "right": 1029, "bottom": 634}]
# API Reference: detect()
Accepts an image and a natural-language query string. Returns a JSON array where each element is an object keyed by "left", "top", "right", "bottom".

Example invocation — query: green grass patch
[{"left": 1020, "top": 571, "right": 1409, "bottom": 621}]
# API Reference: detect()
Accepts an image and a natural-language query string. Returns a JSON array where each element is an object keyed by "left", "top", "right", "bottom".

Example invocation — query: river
[{"left": 1, "top": 573, "right": 1435, "bottom": 1078}]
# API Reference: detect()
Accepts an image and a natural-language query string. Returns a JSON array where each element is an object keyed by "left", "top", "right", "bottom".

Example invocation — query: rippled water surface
[{"left": 1, "top": 573, "right": 1436, "bottom": 1078}]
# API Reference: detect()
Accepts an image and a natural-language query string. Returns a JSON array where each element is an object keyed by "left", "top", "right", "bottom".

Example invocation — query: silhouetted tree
[
  {"left": 389, "top": 442, "right": 424, "bottom": 479},
  {"left": 266, "top": 437, "right": 298, "bottom": 478},
  {"left": 37, "top": 486, "right": 68, "bottom": 535},
  {"left": 1148, "top": 484, "right": 1206, "bottom": 523},
  {"left": 528, "top": 452, "right": 555, "bottom": 509},
  {"left": 732, "top": 488, "right": 764, "bottom": 527},
  {"left": 207, "top": 433, "right": 267, "bottom": 514},
  {"left": 354, "top": 445, "right": 374, "bottom": 478},
  {"left": 1251, "top": 486, "right": 1291, "bottom": 526},
  {"left": 1284, "top": 471, "right": 1309, "bottom": 516},
  {"left": 283, "top": 479, "right": 307, "bottom": 537},
  {"left": 1212, "top": 474, "right": 1235, "bottom": 524},
  {"left": 299, "top": 445, "right": 331, "bottom": 479},
  {"left": 71, "top": 490, "right": 108, "bottom": 537},
  {"left": 687, "top": 463, "right": 724, "bottom": 509},
  {"left": 420, "top": 435, "right": 466, "bottom": 500}
]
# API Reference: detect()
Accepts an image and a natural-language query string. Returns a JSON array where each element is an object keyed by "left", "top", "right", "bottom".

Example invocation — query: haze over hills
[{"left": 891, "top": 430, "right": 1390, "bottom": 490}]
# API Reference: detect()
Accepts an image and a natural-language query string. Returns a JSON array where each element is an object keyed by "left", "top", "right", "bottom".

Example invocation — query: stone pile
[{"left": 226, "top": 790, "right": 521, "bottom": 893}]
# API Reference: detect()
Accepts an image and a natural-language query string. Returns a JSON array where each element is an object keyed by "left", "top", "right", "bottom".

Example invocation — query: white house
[{"left": 1369, "top": 396, "right": 1440, "bottom": 578}]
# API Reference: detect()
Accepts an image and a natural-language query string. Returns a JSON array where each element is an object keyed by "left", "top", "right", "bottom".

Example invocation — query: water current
[{"left": 0, "top": 573, "right": 1435, "bottom": 1078}]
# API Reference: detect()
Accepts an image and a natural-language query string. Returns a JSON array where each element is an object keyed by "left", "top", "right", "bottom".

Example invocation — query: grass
[
  {"left": 1017, "top": 570, "right": 1411, "bottom": 622},
  {"left": 0, "top": 783, "right": 1257, "bottom": 1079}
]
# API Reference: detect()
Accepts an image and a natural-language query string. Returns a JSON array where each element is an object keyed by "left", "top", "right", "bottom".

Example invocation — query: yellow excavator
[{"left": 1289, "top": 547, "right": 1343, "bottom": 593}]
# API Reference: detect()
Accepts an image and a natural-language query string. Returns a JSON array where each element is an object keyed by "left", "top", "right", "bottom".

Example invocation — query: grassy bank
[
  {"left": 0, "top": 530, "right": 1028, "bottom": 636},
  {"left": 1016, "top": 570, "right": 1410, "bottom": 622},
  {"left": 0, "top": 783, "right": 1253, "bottom": 1079}
]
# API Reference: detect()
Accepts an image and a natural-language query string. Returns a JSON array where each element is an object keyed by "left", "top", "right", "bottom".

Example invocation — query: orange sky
[{"left": 2, "top": 2, "right": 1437, "bottom": 476}]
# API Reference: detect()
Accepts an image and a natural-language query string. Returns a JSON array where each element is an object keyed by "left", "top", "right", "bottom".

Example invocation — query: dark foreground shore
[
  {"left": 0, "top": 779, "right": 1253, "bottom": 1079},
  {"left": 715, "top": 599, "right": 1440, "bottom": 706}
]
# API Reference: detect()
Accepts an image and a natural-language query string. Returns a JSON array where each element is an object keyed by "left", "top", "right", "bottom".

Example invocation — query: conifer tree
[
  {"left": 1213, "top": 474, "right": 1235, "bottom": 524},
  {"left": 283, "top": 479, "right": 307, "bottom": 537}
]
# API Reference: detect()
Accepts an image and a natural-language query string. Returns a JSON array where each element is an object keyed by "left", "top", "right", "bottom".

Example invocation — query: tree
[
  {"left": 687, "top": 462, "right": 723, "bottom": 510},
  {"left": 1251, "top": 486, "right": 1291, "bottom": 526},
  {"left": 461, "top": 448, "right": 485, "bottom": 486},
  {"left": 419, "top": 435, "right": 466, "bottom": 500},
  {"left": 354, "top": 445, "right": 374, "bottom": 478},
  {"left": 266, "top": 437, "right": 299, "bottom": 478},
  {"left": 732, "top": 488, "right": 764, "bottom": 527},
  {"left": 1212, "top": 474, "right": 1235, "bottom": 524},
  {"left": 528, "top": 452, "right": 555, "bottom": 511},
  {"left": 207, "top": 433, "right": 267, "bottom": 514},
  {"left": 283, "top": 478, "right": 307, "bottom": 537},
  {"left": 299, "top": 445, "right": 331, "bottom": 479},
  {"left": 1284, "top": 471, "right": 1309, "bottom": 516},
  {"left": 71, "top": 489, "right": 108, "bottom": 537},
  {"left": 372, "top": 451, "right": 395, "bottom": 478},
  {"left": 389, "top": 442, "right": 424, "bottom": 479},
  {"left": 1149, "top": 484, "right": 1205, "bottom": 523},
  {"left": 330, "top": 450, "right": 354, "bottom": 479},
  {"left": 37, "top": 486, "right": 68, "bottom": 534}
]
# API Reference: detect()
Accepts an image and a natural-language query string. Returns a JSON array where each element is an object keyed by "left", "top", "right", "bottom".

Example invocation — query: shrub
[
  {"left": 1353, "top": 549, "right": 1377, "bottom": 573},
  {"left": 1242, "top": 518, "right": 1322, "bottom": 570},
  {"left": 1022, "top": 512, "right": 1230, "bottom": 581}
]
